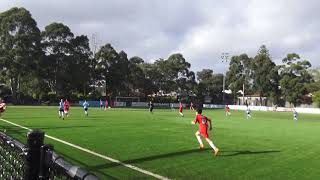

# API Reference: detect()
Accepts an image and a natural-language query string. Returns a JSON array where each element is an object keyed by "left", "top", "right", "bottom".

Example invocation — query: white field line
[{"left": 0, "top": 118, "right": 170, "bottom": 180}]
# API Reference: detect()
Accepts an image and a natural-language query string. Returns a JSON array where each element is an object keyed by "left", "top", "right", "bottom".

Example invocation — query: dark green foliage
[
  {"left": 312, "top": 91, "right": 320, "bottom": 107},
  {"left": 196, "top": 69, "right": 223, "bottom": 103},
  {"left": 0, "top": 7, "right": 41, "bottom": 103},
  {"left": 251, "top": 45, "right": 278, "bottom": 105},
  {"left": 279, "top": 53, "right": 313, "bottom": 106}
]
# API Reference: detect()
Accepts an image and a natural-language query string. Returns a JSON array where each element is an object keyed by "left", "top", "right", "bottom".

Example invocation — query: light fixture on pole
[{"left": 221, "top": 52, "right": 229, "bottom": 104}]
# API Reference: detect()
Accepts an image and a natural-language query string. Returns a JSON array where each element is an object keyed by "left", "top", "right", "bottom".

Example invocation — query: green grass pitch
[{"left": 1, "top": 106, "right": 320, "bottom": 180}]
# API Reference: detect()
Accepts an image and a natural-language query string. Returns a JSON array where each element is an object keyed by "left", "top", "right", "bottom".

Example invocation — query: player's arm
[
  {"left": 191, "top": 118, "right": 197, "bottom": 124},
  {"left": 207, "top": 117, "right": 212, "bottom": 130}
]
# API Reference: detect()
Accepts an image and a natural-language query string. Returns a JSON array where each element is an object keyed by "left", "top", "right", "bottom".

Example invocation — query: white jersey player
[{"left": 246, "top": 105, "right": 251, "bottom": 119}]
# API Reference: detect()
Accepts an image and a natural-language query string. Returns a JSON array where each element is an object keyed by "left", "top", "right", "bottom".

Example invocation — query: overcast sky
[{"left": 1, "top": 0, "right": 319, "bottom": 73}]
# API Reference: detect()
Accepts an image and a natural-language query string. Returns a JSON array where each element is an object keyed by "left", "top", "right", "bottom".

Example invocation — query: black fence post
[
  {"left": 24, "top": 130, "right": 44, "bottom": 180},
  {"left": 39, "top": 144, "right": 53, "bottom": 180}
]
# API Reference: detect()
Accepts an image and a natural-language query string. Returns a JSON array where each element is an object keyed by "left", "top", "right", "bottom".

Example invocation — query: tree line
[{"left": 0, "top": 7, "right": 319, "bottom": 107}]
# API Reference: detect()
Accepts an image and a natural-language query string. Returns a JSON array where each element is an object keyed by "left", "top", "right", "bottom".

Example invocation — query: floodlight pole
[
  {"left": 243, "top": 83, "right": 245, "bottom": 105},
  {"left": 221, "top": 53, "right": 229, "bottom": 104}
]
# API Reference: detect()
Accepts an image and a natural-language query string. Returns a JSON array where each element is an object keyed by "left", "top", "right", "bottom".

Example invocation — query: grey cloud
[{"left": 0, "top": 0, "right": 319, "bottom": 72}]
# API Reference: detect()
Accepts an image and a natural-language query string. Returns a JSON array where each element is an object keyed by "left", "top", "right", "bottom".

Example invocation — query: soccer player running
[
  {"left": 64, "top": 99, "right": 70, "bottom": 117},
  {"left": 83, "top": 100, "right": 89, "bottom": 116},
  {"left": 225, "top": 104, "right": 231, "bottom": 117},
  {"left": 179, "top": 101, "right": 184, "bottom": 117},
  {"left": 58, "top": 99, "right": 65, "bottom": 120},
  {"left": 149, "top": 101, "right": 154, "bottom": 113},
  {"left": 100, "top": 99, "right": 104, "bottom": 110},
  {"left": 293, "top": 108, "right": 298, "bottom": 121},
  {"left": 190, "top": 101, "right": 195, "bottom": 111},
  {"left": 191, "top": 109, "right": 219, "bottom": 156},
  {"left": 246, "top": 104, "right": 251, "bottom": 119},
  {"left": 0, "top": 99, "right": 6, "bottom": 117}
]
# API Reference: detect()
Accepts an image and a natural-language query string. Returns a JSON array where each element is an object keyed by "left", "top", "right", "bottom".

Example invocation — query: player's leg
[
  {"left": 195, "top": 131, "right": 204, "bottom": 149},
  {"left": 179, "top": 109, "right": 184, "bottom": 117},
  {"left": 205, "top": 137, "right": 219, "bottom": 156},
  {"left": 61, "top": 110, "right": 64, "bottom": 120}
]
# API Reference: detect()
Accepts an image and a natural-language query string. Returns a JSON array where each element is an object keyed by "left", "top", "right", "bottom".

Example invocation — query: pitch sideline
[{"left": 0, "top": 118, "right": 170, "bottom": 180}]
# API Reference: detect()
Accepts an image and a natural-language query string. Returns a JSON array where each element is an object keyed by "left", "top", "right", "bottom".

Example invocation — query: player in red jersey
[
  {"left": 225, "top": 104, "right": 231, "bottom": 117},
  {"left": 0, "top": 99, "right": 6, "bottom": 117},
  {"left": 179, "top": 101, "right": 184, "bottom": 117},
  {"left": 64, "top": 99, "right": 70, "bottom": 117},
  {"left": 191, "top": 109, "right": 219, "bottom": 156}
]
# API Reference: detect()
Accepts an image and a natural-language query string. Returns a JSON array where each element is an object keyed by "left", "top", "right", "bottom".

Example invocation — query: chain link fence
[
  {"left": 0, "top": 132, "right": 26, "bottom": 180},
  {"left": 0, "top": 131, "right": 99, "bottom": 180}
]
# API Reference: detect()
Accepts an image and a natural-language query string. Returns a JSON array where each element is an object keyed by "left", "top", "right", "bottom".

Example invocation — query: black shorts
[
  {"left": 149, "top": 107, "right": 154, "bottom": 112},
  {"left": 59, "top": 108, "right": 64, "bottom": 112}
]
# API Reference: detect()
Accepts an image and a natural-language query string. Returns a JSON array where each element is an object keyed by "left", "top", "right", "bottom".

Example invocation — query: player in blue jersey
[
  {"left": 100, "top": 99, "right": 104, "bottom": 109},
  {"left": 293, "top": 108, "right": 298, "bottom": 121},
  {"left": 58, "top": 99, "right": 64, "bottom": 120},
  {"left": 83, "top": 100, "right": 89, "bottom": 116}
]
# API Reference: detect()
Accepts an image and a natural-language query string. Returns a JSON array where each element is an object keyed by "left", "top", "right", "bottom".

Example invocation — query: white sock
[
  {"left": 196, "top": 133, "right": 203, "bottom": 145},
  {"left": 206, "top": 138, "right": 218, "bottom": 151}
]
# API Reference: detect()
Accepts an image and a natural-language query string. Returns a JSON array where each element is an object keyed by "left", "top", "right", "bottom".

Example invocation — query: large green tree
[
  {"left": 226, "top": 54, "right": 253, "bottom": 104},
  {"left": 128, "top": 56, "right": 147, "bottom": 96},
  {"left": 41, "top": 22, "right": 75, "bottom": 96},
  {"left": 279, "top": 53, "right": 312, "bottom": 106},
  {"left": 69, "top": 35, "right": 92, "bottom": 95},
  {"left": 251, "top": 45, "right": 277, "bottom": 105},
  {"left": 0, "top": 7, "right": 41, "bottom": 103},
  {"left": 96, "top": 44, "right": 132, "bottom": 97},
  {"left": 153, "top": 53, "right": 195, "bottom": 95},
  {"left": 196, "top": 69, "right": 223, "bottom": 103}
]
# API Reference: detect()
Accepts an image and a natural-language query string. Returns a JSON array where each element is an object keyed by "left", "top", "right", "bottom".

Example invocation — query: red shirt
[
  {"left": 226, "top": 106, "right": 230, "bottom": 112},
  {"left": 64, "top": 101, "right": 70, "bottom": 109},
  {"left": 193, "top": 114, "right": 209, "bottom": 133}
]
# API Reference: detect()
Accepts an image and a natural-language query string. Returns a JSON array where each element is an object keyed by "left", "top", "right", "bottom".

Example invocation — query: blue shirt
[
  {"left": 59, "top": 102, "right": 64, "bottom": 109},
  {"left": 83, "top": 102, "right": 89, "bottom": 109}
]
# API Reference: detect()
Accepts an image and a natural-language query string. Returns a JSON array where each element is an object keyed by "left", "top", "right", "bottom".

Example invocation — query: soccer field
[{"left": 1, "top": 106, "right": 320, "bottom": 180}]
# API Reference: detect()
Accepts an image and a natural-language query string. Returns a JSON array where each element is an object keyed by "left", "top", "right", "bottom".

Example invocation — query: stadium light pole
[
  {"left": 241, "top": 71, "right": 246, "bottom": 105},
  {"left": 221, "top": 52, "right": 229, "bottom": 104}
]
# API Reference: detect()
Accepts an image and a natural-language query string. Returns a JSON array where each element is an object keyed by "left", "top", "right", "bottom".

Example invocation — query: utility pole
[{"left": 221, "top": 52, "right": 229, "bottom": 104}]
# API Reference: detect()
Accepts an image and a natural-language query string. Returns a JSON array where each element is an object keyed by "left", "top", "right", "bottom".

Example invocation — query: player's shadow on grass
[
  {"left": 90, "top": 148, "right": 212, "bottom": 170},
  {"left": 90, "top": 149, "right": 281, "bottom": 170},
  {"left": 219, "top": 150, "right": 281, "bottom": 157}
]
